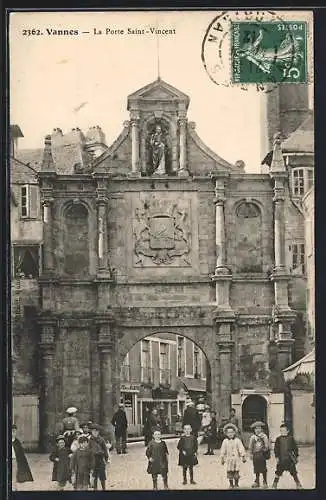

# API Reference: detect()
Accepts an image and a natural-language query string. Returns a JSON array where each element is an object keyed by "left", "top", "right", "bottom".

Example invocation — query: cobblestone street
[{"left": 17, "top": 440, "right": 315, "bottom": 491}]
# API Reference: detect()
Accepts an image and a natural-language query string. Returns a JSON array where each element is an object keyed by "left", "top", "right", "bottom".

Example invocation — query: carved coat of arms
[{"left": 134, "top": 199, "right": 191, "bottom": 265}]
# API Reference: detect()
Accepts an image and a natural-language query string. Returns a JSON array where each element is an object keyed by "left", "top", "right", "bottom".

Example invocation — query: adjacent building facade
[
  {"left": 120, "top": 333, "right": 207, "bottom": 436},
  {"left": 11, "top": 79, "right": 314, "bottom": 450}
]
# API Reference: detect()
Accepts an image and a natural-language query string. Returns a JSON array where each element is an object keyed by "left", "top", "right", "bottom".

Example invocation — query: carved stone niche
[{"left": 140, "top": 115, "right": 178, "bottom": 175}]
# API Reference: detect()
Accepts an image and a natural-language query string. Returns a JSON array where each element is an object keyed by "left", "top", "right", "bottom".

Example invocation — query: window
[
  {"left": 177, "top": 336, "right": 185, "bottom": 377},
  {"left": 121, "top": 353, "right": 130, "bottom": 382},
  {"left": 193, "top": 345, "right": 200, "bottom": 379},
  {"left": 20, "top": 185, "right": 39, "bottom": 219},
  {"left": 13, "top": 245, "right": 40, "bottom": 278},
  {"left": 159, "top": 342, "right": 170, "bottom": 385},
  {"left": 141, "top": 340, "right": 152, "bottom": 384},
  {"left": 292, "top": 168, "right": 314, "bottom": 196},
  {"left": 291, "top": 243, "right": 305, "bottom": 275}
]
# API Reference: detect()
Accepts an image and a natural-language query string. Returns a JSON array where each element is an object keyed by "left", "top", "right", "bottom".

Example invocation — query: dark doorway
[{"left": 242, "top": 395, "right": 267, "bottom": 432}]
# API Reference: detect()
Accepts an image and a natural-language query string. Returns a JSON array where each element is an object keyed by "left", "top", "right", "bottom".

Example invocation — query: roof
[
  {"left": 15, "top": 149, "right": 43, "bottom": 171},
  {"left": 127, "top": 77, "right": 190, "bottom": 109},
  {"left": 11, "top": 157, "right": 38, "bottom": 183},
  {"left": 179, "top": 376, "right": 206, "bottom": 392},
  {"left": 283, "top": 350, "right": 315, "bottom": 382},
  {"left": 10, "top": 125, "right": 24, "bottom": 138},
  {"left": 15, "top": 143, "right": 92, "bottom": 175},
  {"left": 282, "top": 112, "right": 314, "bottom": 153}
]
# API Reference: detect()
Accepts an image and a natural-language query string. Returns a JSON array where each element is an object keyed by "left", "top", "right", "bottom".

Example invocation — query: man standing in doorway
[{"left": 111, "top": 403, "right": 128, "bottom": 454}]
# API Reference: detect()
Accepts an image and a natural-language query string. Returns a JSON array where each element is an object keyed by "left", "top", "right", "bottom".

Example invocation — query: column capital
[
  {"left": 130, "top": 116, "right": 140, "bottom": 125},
  {"left": 96, "top": 196, "right": 109, "bottom": 206},
  {"left": 218, "top": 341, "right": 234, "bottom": 354},
  {"left": 178, "top": 117, "right": 187, "bottom": 126},
  {"left": 273, "top": 191, "right": 285, "bottom": 203},
  {"left": 39, "top": 341, "right": 55, "bottom": 357},
  {"left": 214, "top": 195, "right": 226, "bottom": 205},
  {"left": 42, "top": 198, "right": 54, "bottom": 206}
]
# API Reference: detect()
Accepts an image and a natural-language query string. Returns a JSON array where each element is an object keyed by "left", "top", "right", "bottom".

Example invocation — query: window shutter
[{"left": 29, "top": 185, "right": 39, "bottom": 219}]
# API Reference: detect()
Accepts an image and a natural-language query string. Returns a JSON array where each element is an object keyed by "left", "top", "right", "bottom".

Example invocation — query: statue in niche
[{"left": 145, "top": 121, "right": 171, "bottom": 176}]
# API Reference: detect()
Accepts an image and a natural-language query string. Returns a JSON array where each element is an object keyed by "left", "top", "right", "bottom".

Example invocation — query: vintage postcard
[{"left": 9, "top": 9, "right": 315, "bottom": 491}]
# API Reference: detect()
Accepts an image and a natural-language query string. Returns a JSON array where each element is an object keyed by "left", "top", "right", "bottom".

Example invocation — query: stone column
[
  {"left": 42, "top": 199, "right": 54, "bottom": 272},
  {"left": 178, "top": 118, "right": 188, "bottom": 176},
  {"left": 39, "top": 322, "right": 56, "bottom": 452},
  {"left": 218, "top": 341, "right": 234, "bottom": 419},
  {"left": 274, "top": 317, "right": 295, "bottom": 369},
  {"left": 211, "top": 177, "right": 232, "bottom": 306},
  {"left": 97, "top": 202, "right": 108, "bottom": 270},
  {"left": 131, "top": 117, "right": 140, "bottom": 174},
  {"left": 273, "top": 178, "right": 286, "bottom": 270},
  {"left": 98, "top": 324, "right": 114, "bottom": 429}
]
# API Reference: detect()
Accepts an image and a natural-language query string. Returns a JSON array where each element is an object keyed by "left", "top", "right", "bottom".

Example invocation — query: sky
[{"left": 9, "top": 10, "right": 313, "bottom": 173}]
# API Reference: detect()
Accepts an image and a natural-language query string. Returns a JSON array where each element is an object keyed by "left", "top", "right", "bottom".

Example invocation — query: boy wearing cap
[
  {"left": 220, "top": 423, "right": 246, "bottom": 489},
  {"left": 71, "top": 435, "right": 95, "bottom": 490},
  {"left": 49, "top": 435, "right": 72, "bottom": 490},
  {"left": 272, "top": 423, "right": 302, "bottom": 489},
  {"left": 11, "top": 424, "right": 33, "bottom": 491},
  {"left": 88, "top": 424, "right": 109, "bottom": 490},
  {"left": 248, "top": 421, "right": 270, "bottom": 488}
]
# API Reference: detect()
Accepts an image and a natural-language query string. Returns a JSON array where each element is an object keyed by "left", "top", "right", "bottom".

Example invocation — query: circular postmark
[{"left": 202, "top": 10, "right": 310, "bottom": 92}]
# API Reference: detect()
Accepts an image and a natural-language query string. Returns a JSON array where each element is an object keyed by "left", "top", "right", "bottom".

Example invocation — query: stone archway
[{"left": 114, "top": 330, "right": 213, "bottom": 436}]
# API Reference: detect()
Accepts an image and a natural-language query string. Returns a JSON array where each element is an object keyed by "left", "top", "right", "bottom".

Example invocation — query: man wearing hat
[
  {"left": 182, "top": 400, "right": 201, "bottom": 439},
  {"left": 88, "top": 423, "right": 109, "bottom": 490},
  {"left": 111, "top": 403, "right": 128, "bottom": 454},
  {"left": 248, "top": 421, "right": 270, "bottom": 488}
]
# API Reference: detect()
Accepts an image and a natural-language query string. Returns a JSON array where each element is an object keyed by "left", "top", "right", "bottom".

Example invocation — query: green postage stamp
[{"left": 231, "top": 21, "right": 308, "bottom": 84}]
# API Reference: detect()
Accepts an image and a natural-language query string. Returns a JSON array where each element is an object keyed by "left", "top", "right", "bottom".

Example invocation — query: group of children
[
  {"left": 49, "top": 421, "right": 111, "bottom": 491},
  {"left": 11, "top": 417, "right": 303, "bottom": 491},
  {"left": 145, "top": 421, "right": 303, "bottom": 490}
]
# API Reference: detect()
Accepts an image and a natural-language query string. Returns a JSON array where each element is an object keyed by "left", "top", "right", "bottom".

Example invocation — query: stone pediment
[{"left": 127, "top": 78, "right": 190, "bottom": 109}]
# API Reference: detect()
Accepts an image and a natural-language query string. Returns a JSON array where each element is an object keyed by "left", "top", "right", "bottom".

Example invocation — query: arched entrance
[
  {"left": 241, "top": 394, "right": 268, "bottom": 432},
  {"left": 117, "top": 332, "right": 212, "bottom": 437}
]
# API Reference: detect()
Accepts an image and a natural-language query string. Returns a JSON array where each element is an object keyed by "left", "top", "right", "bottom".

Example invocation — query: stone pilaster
[
  {"left": 96, "top": 182, "right": 109, "bottom": 273},
  {"left": 211, "top": 176, "right": 232, "bottom": 307},
  {"left": 97, "top": 321, "right": 115, "bottom": 429},
  {"left": 218, "top": 340, "right": 234, "bottom": 420},
  {"left": 39, "top": 320, "right": 56, "bottom": 452},
  {"left": 272, "top": 309, "right": 296, "bottom": 369},
  {"left": 131, "top": 116, "right": 140, "bottom": 174},
  {"left": 42, "top": 199, "right": 54, "bottom": 273},
  {"left": 178, "top": 117, "right": 189, "bottom": 177}
]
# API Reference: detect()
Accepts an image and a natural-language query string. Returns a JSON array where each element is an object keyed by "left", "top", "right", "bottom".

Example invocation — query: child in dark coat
[
  {"left": 49, "top": 435, "right": 72, "bottom": 490},
  {"left": 11, "top": 425, "right": 33, "bottom": 491},
  {"left": 248, "top": 421, "right": 270, "bottom": 488},
  {"left": 272, "top": 423, "right": 302, "bottom": 489},
  {"left": 146, "top": 429, "right": 169, "bottom": 490},
  {"left": 70, "top": 436, "right": 95, "bottom": 490},
  {"left": 177, "top": 424, "right": 198, "bottom": 485},
  {"left": 88, "top": 424, "right": 109, "bottom": 490}
]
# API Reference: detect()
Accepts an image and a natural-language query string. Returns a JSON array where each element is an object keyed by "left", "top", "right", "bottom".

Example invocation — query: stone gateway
[{"left": 11, "top": 78, "right": 313, "bottom": 451}]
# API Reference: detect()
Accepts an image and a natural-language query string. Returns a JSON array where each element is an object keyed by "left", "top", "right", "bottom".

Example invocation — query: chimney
[
  {"left": 41, "top": 134, "right": 56, "bottom": 172},
  {"left": 85, "top": 125, "right": 107, "bottom": 145},
  {"left": 10, "top": 125, "right": 24, "bottom": 157}
]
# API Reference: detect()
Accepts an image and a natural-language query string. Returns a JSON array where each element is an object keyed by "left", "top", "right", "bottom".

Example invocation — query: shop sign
[{"left": 121, "top": 383, "right": 141, "bottom": 392}]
